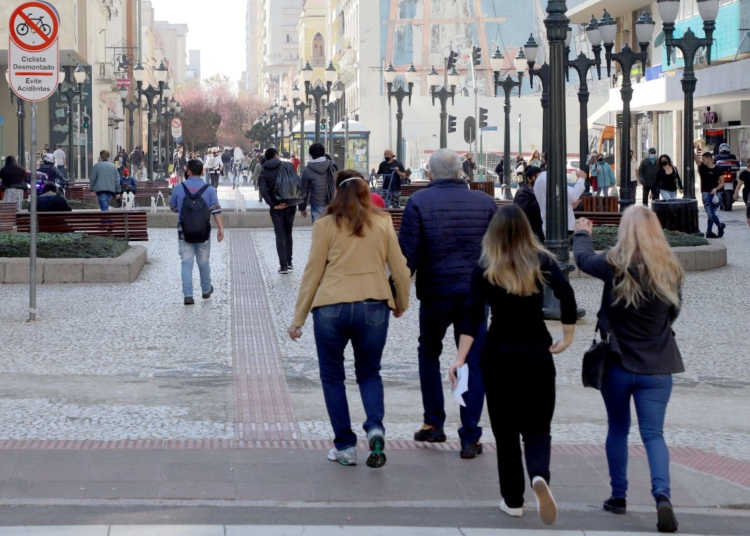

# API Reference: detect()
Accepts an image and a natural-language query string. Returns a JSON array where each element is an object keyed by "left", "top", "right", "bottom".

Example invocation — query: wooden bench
[
  {"left": 401, "top": 183, "right": 428, "bottom": 198},
  {"left": 0, "top": 202, "right": 17, "bottom": 232},
  {"left": 581, "top": 195, "right": 619, "bottom": 212},
  {"left": 574, "top": 210, "right": 623, "bottom": 226},
  {"left": 16, "top": 210, "right": 149, "bottom": 241},
  {"left": 495, "top": 199, "right": 513, "bottom": 208},
  {"left": 65, "top": 183, "right": 97, "bottom": 202},
  {"left": 385, "top": 208, "right": 404, "bottom": 232},
  {"left": 469, "top": 181, "right": 495, "bottom": 198}
]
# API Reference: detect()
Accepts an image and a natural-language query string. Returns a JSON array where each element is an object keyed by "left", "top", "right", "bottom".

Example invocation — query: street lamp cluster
[
  {"left": 55, "top": 66, "right": 87, "bottom": 180},
  {"left": 132, "top": 60, "right": 169, "bottom": 180},
  {"left": 384, "top": 62, "right": 416, "bottom": 163}
]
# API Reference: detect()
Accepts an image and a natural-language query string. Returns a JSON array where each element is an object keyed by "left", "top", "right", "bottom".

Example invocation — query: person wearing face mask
[
  {"left": 514, "top": 166, "right": 545, "bottom": 242},
  {"left": 656, "top": 155, "right": 683, "bottom": 200},
  {"left": 638, "top": 148, "right": 661, "bottom": 206},
  {"left": 378, "top": 150, "right": 407, "bottom": 208},
  {"left": 590, "top": 155, "right": 616, "bottom": 197}
]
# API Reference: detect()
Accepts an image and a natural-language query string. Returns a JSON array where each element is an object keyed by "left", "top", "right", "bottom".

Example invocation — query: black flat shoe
[
  {"left": 603, "top": 497, "right": 627, "bottom": 515},
  {"left": 656, "top": 494, "right": 678, "bottom": 533}
]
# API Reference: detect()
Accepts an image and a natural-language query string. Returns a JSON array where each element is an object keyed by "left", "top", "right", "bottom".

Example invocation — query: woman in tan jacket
[{"left": 289, "top": 170, "right": 411, "bottom": 469}]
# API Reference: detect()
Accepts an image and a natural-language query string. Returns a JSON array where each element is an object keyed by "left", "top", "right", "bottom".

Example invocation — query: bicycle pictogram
[{"left": 16, "top": 13, "right": 52, "bottom": 37}]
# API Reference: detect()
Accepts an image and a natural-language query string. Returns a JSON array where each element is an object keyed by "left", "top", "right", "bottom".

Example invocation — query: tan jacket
[{"left": 292, "top": 212, "right": 411, "bottom": 327}]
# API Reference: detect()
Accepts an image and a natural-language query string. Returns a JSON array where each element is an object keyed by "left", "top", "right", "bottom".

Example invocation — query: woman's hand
[
  {"left": 287, "top": 325, "right": 302, "bottom": 341},
  {"left": 574, "top": 218, "right": 593, "bottom": 234},
  {"left": 392, "top": 308, "right": 404, "bottom": 319},
  {"left": 734, "top": 192, "right": 739, "bottom": 201},
  {"left": 550, "top": 325, "right": 575, "bottom": 355},
  {"left": 448, "top": 359, "right": 464, "bottom": 389}
]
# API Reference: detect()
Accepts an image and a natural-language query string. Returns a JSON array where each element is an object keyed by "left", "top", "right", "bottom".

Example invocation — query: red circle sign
[
  {"left": 171, "top": 118, "right": 183, "bottom": 129},
  {"left": 9, "top": 1, "right": 59, "bottom": 52}
]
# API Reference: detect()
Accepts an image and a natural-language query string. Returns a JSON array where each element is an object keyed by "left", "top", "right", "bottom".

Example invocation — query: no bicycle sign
[{"left": 7, "top": 0, "right": 60, "bottom": 102}]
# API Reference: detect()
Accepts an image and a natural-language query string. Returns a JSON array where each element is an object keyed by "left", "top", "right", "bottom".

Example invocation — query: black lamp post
[
  {"left": 119, "top": 85, "right": 140, "bottom": 154},
  {"left": 596, "top": 10, "right": 655, "bottom": 211},
  {"left": 163, "top": 98, "right": 179, "bottom": 169},
  {"left": 491, "top": 47, "right": 526, "bottom": 200},
  {"left": 429, "top": 64, "right": 459, "bottom": 149},
  {"left": 268, "top": 102, "right": 282, "bottom": 151},
  {"left": 658, "top": 0, "right": 719, "bottom": 200},
  {"left": 566, "top": 46, "right": 600, "bottom": 177},
  {"left": 322, "top": 97, "right": 338, "bottom": 156},
  {"left": 292, "top": 83, "right": 310, "bottom": 168},
  {"left": 280, "top": 96, "right": 297, "bottom": 157},
  {"left": 384, "top": 62, "right": 417, "bottom": 163},
  {"left": 522, "top": 36, "right": 553, "bottom": 156},
  {"left": 133, "top": 60, "right": 168, "bottom": 180},
  {"left": 301, "top": 60, "right": 337, "bottom": 144},
  {"left": 55, "top": 66, "right": 85, "bottom": 179},
  {"left": 155, "top": 86, "right": 172, "bottom": 174}
]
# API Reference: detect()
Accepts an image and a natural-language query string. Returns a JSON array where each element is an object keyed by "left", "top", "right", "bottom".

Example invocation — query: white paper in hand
[{"left": 452, "top": 364, "right": 469, "bottom": 407}]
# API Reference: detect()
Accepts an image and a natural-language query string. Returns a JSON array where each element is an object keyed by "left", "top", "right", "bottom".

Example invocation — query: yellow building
[{"left": 297, "top": 0, "right": 329, "bottom": 91}]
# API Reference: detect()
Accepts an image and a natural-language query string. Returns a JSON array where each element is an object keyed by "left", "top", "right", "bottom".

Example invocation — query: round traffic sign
[
  {"left": 9, "top": 1, "right": 59, "bottom": 52},
  {"left": 171, "top": 118, "right": 182, "bottom": 129}
]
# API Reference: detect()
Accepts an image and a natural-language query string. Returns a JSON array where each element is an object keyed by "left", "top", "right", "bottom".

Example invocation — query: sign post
[{"left": 8, "top": 0, "right": 60, "bottom": 321}]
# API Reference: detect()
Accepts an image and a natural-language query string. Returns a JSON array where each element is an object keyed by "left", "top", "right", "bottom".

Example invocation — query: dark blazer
[
  {"left": 514, "top": 184, "right": 545, "bottom": 243},
  {"left": 572, "top": 231, "right": 684, "bottom": 375}
]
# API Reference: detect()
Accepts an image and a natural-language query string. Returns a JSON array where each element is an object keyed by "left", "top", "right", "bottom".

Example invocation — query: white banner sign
[{"left": 171, "top": 117, "right": 183, "bottom": 143}]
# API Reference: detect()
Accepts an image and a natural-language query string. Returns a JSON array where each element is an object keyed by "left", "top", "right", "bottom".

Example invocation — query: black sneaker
[
  {"left": 202, "top": 285, "right": 214, "bottom": 300},
  {"left": 413, "top": 425, "right": 446, "bottom": 443},
  {"left": 184, "top": 297, "right": 195, "bottom": 305},
  {"left": 603, "top": 497, "right": 627, "bottom": 515},
  {"left": 656, "top": 494, "right": 678, "bottom": 533},
  {"left": 287, "top": 264, "right": 294, "bottom": 271},
  {"left": 718, "top": 223, "right": 726, "bottom": 238},
  {"left": 460, "top": 442, "right": 483, "bottom": 459},
  {"left": 705, "top": 231, "right": 719, "bottom": 239},
  {"left": 278, "top": 266, "right": 289, "bottom": 274}
]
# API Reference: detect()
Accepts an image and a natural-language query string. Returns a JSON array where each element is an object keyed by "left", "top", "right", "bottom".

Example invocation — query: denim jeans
[
  {"left": 596, "top": 187, "right": 607, "bottom": 197},
  {"left": 418, "top": 297, "right": 486, "bottom": 444},
  {"left": 660, "top": 190, "right": 678, "bottom": 200},
  {"left": 179, "top": 239, "right": 212, "bottom": 298},
  {"left": 601, "top": 362, "right": 673, "bottom": 501},
  {"left": 310, "top": 204, "right": 326, "bottom": 224},
  {"left": 96, "top": 192, "right": 113, "bottom": 211},
  {"left": 313, "top": 301, "right": 390, "bottom": 451},
  {"left": 701, "top": 192, "right": 722, "bottom": 233},
  {"left": 57, "top": 165, "right": 67, "bottom": 179}
]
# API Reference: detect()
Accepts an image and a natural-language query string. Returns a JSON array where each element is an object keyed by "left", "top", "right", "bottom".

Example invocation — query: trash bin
[{"left": 651, "top": 199, "right": 701, "bottom": 235}]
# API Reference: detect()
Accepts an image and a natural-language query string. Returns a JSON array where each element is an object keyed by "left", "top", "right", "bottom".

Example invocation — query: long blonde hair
[
  {"left": 480, "top": 204, "right": 554, "bottom": 296},
  {"left": 606, "top": 205, "right": 684, "bottom": 308}
]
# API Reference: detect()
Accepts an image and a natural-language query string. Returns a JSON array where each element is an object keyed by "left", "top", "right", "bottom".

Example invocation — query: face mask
[
  {"left": 597, "top": 159, "right": 604, "bottom": 163},
  {"left": 660, "top": 161, "right": 668, "bottom": 165},
  {"left": 649, "top": 155, "right": 657, "bottom": 162}
]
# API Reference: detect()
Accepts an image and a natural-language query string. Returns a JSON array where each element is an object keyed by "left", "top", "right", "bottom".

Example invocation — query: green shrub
[
  {"left": 590, "top": 227, "right": 709, "bottom": 250},
  {"left": 0, "top": 233, "right": 129, "bottom": 259},
  {"left": 22, "top": 199, "right": 88, "bottom": 210}
]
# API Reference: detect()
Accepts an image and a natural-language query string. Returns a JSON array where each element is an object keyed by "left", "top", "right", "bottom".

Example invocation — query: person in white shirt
[
  {"left": 534, "top": 169, "right": 587, "bottom": 235},
  {"left": 53, "top": 144, "right": 67, "bottom": 178}
]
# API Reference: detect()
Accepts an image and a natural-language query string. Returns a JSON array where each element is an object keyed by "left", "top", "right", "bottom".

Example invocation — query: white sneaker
[
  {"left": 532, "top": 476, "right": 558, "bottom": 526},
  {"left": 500, "top": 500, "right": 523, "bottom": 517},
  {"left": 327, "top": 447, "right": 357, "bottom": 466}
]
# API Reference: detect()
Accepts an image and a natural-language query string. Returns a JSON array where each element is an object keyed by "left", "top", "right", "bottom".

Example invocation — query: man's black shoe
[
  {"left": 705, "top": 231, "right": 719, "bottom": 239},
  {"left": 656, "top": 494, "right": 678, "bottom": 533},
  {"left": 278, "top": 267, "right": 289, "bottom": 274},
  {"left": 287, "top": 264, "right": 294, "bottom": 271},
  {"left": 184, "top": 297, "right": 195, "bottom": 305},
  {"left": 460, "top": 442, "right": 483, "bottom": 459},
  {"left": 718, "top": 223, "right": 726, "bottom": 238},
  {"left": 413, "top": 425, "right": 447, "bottom": 443},
  {"left": 603, "top": 497, "right": 627, "bottom": 515},
  {"left": 202, "top": 285, "right": 214, "bottom": 300}
]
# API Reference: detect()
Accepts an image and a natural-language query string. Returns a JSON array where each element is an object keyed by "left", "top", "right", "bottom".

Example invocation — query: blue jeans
[
  {"left": 418, "top": 297, "right": 486, "bottom": 444},
  {"left": 702, "top": 192, "right": 722, "bottom": 233},
  {"left": 601, "top": 362, "right": 673, "bottom": 501},
  {"left": 313, "top": 301, "right": 389, "bottom": 451},
  {"left": 97, "top": 192, "right": 114, "bottom": 211},
  {"left": 661, "top": 190, "right": 678, "bottom": 200},
  {"left": 57, "top": 165, "right": 67, "bottom": 179},
  {"left": 179, "top": 240, "right": 212, "bottom": 298},
  {"left": 310, "top": 204, "right": 326, "bottom": 224}
]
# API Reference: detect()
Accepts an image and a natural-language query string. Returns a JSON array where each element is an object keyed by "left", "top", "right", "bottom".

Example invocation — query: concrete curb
[
  {"left": 569, "top": 243, "right": 728, "bottom": 279},
  {"left": 0, "top": 246, "right": 148, "bottom": 284},
  {"left": 147, "top": 211, "right": 312, "bottom": 229}
]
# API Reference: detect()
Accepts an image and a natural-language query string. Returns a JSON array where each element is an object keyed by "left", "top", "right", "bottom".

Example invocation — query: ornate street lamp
[
  {"left": 598, "top": 10, "right": 656, "bottom": 210},
  {"left": 292, "top": 83, "right": 310, "bottom": 168},
  {"left": 119, "top": 84, "right": 139, "bottom": 155},
  {"left": 385, "top": 62, "right": 416, "bottom": 163},
  {"left": 491, "top": 47, "right": 525, "bottom": 200},
  {"left": 429, "top": 62, "right": 459, "bottom": 149},
  {"left": 523, "top": 35, "right": 552, "bottom": 154},
  {"left": 303, "top": 60, "right": 336, "bottom": 143},
  {"left": 133, "top": 60, "right": 168, "bottom": 180},
  {"left": 658, "top": 0, "right": 719, "bottom": 199},
  {"left": 56, "top": 65, "right": 85, "bottom": 179}
]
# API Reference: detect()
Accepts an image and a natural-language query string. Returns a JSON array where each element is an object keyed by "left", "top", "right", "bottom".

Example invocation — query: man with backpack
[
  {"left": 259, "top": 147, "right": 306, "bottom": 274},
  {"left": 169, "top": 158, "right": 225, "bottom": 305},
  {"left": 301, "top": 142, "right": 338, "bottom": 223}
]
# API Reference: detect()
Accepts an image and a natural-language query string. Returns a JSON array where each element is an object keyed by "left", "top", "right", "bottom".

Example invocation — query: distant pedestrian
[
  {"left": 206, "top": 149, "right": 223, "bottom": 189},
  {"left": 53, "top": 144, "right": 67, "bottom": 179},
  {"left": 290, "top": 151, "right": 300, "bottom": 173},
  {"left": 90, "top": 150, "right": 121, "bottom": 211},
  {"left": 0, "top": 156, "right": 28, "bottom": 210},
  {"left": 377, "top": 150, "right": 406, "bottom": 208},
  {"left": 529, "top": 150, "right": 542, "bottom": 168},
  {"left": 398, "top": 148, "right": 496, "bottom": 459},
  {"left": 221, "top": 149, "right": 231, "bottom": 178},
  {"left": 289, "top": 170, "right": 410, "bottom": 468},
  {"left": 638, "top": 148, "right": 660, "bottom": 205},
  {"left": 462, "top": 153, "right": 477, "bottom": 182},
  {"left": 590, "top": 154, "right": 616, "bottom": 197},
  {"left": 169, "top": 158, "right": 225, "bottom": 305},
  {"left": 301, "top": 142, "right": 338, "bottom": 223},
  {"left": 130, "top": 146, "right": 144, "bottom": 180},
  {"left": 534, "top": 169, "right": 586, "bottom": 236},
  {"left": 656, "top": 155, "right": 683, "bottom": 200},
  {"left": 37, "top": 182, "right": 72, "bottom": 212},
  {"left": 573, "top": 206, "right": 685, "bottom": 534},
  {"left": 451, "top": 203, "right": 577, "bottom": 526},
  {"left": 693, "top": 150, "right": 725, "bottom": 238},
  {"left": 514, "top": 165, "right": 544, "bottom": 242},
  {"left": 733, "top": 158, "right": 750, "bottom": 226}
]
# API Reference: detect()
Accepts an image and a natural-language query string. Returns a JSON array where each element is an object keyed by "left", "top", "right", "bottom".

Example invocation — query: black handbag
[{"left": 582, "top": 284, "right": 618, "bottom": 390}]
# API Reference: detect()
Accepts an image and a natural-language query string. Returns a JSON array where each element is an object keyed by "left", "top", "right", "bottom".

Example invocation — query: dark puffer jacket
[
  {"left": 514, "top": 183, "right": 545, "bottom": 242},
  {"left": 301, "top": 159, "right": 338, "bottom": 207},
  {"left": 399, "top": 179, "right": 497, "bottom": 300}
]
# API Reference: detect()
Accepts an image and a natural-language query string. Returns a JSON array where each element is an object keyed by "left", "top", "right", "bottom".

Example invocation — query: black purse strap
[{"left": 596, "top": 280, "right": 615, "bottom": 342}]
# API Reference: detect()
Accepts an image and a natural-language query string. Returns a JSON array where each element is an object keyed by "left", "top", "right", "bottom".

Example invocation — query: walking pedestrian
[
  {"left": 206, "top": 149, "right": 223, "bottom": 189},
  {"left": 398, "top": 148, "right": 496, "bottom": 459},
  {"left": 288, "top": 170, "right": 410, "bottom": 468},
  {"left": 377, "top": 150, "right": 406, "bottom": 208},
  {"left": 656, "top": 155, "right": 683, "bottom": 200},
  {"left": 733, "top": 158, "right": 750, "bottom": 226},
  {"left": 513, "top": 165, "right": 544, "bottom": 242},
  {"left": 450, "top": 204, "right": 576, "bottom": 526},
  {"left": 693, "top": 151, "right": 726, "bottom": 238},
  {"left": 573, "top": 206, "right": 685, "bottom": 534},
  {"left": 90, "top": 150, "right": 122, "bottom": 211},
  {"left": 462, "top": 153, "right": 477, "bottom": 182},
  {"left": 221, "top": 149, "right": 231, "bottom": 178},
  {"left": 529, "top": 150, "right": 542, "bottom": 168},
  {"left": 301, "top": 142, "right": 338, "bottom": 223},
  {"left": 590, "top": 154, "right": 616, "bottom": 197},
  {"left": 0, "top": 156, "right": 28, "bottom": 210},
  {"left": 130, "top": 146, "right": 144, "bottom": 180},
  {"left": 53, "top": 144, "right": 67, "bottom": 179},
  {"left": 534, "top": 169, "right": 586, "bottom": 236},
  {"left": 638, "top": 148, "right": 660, "bottom": 205},
  {"left": 290, "top": 151, "right": 300, "bottom": 174},
  {"left": 259, "top": 147, "right": 305, "bottom": 273}
]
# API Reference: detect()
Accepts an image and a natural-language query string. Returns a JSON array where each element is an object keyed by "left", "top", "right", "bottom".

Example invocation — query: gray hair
[{"left": 428, "top": 149, "right": 462, "bottom": 180}]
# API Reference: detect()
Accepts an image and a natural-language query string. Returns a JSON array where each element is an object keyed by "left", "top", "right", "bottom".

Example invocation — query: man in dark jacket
[
  {"left": 37, "top": 182, "right": 72, "bottom": 212},
  {"left": 259, "top": 147, "right": 306, "bottom": 274},
  {"left": 398, "top": 148, "right": 496, "bottom": 459},
  {"left": 638, "top": 148, "right": 660, "bottom": 206},
  {"left": 514, "top": 165, "right": 544, "bottom": 242},
  {"left": 377, "top": 149, "right": 406, "bottom": 208},
  {"left": 301, "top": 142, "right": 338, "bottom": 223}
]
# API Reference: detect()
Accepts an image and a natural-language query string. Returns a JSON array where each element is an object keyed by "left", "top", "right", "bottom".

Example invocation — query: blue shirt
[{"left": 169, "top": 178, "right": 222, "bottom": 239}]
